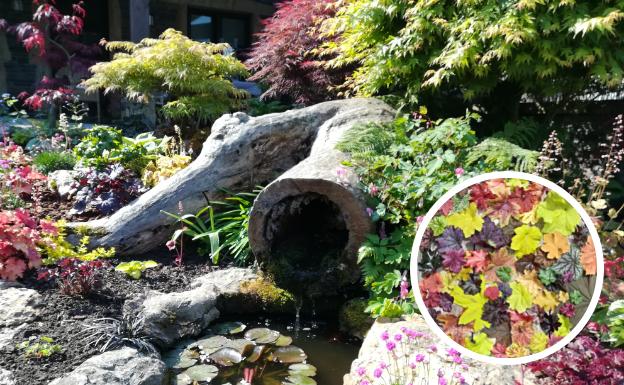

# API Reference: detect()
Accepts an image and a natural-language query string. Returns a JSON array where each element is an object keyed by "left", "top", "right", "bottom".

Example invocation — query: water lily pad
[
  {"left": 195, "top": 335, "right": 231, "bottom": 355},
  {"left": 246, "top": 344, "right": 266, "bottom": 363},
  {"left": 181, "top": 364, "right": 218, "bottom": 382},
  {"left": 275, "top": 335, "right": 292, "bottom": 346},
  {"left": 285, "top": 375, "right": 317, "bottom": 385},
  {"left": 210, "top": 347, "right": 244, "bottom": 366},
  {"left": 162, "top": 348, "right": 198, "bottom": 369},
  {"left": 225, "top": 338, "right": 255, "bottom": 355},
  {"left": 211, "top": 321, "right": 247, "bottom": 335},
  {"left": 244, "top": 328, "right": 280, "bottom": 344},
  {"left": 288, "top": 363, "right": 317, "bottom": 377},
  {"left": 173, "top": 373, "right": 192, "bottom": 385},
  {"left": 269, "top": 346, "right": 307, "bottom": 363}
]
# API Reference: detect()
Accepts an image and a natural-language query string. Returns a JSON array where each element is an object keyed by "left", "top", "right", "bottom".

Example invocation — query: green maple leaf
[
  {"left": 507, "top": 281, "right": 533, "bottom": 312},
  {"left": 465, "top": 332, "right": 495, "bottom": 356},
  {"left": 446, "top": 203, "right": 484, "bottom": 237},
  {"left": 450, "top": 285, "right": 491, "bottom": 331},
  {"left": 511, "top": 225, "right": 542, "bottom": 257},
  {"left": 536, "top": 191, "right": 580, "bottom": 236}
]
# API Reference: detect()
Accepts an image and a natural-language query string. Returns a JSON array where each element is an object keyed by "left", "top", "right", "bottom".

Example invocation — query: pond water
[{"left": 223, "top": 315, "right": 361, "bottom": 385}]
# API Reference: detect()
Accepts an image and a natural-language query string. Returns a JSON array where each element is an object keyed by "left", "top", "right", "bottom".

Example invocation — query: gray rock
[
  {"left": 47, "top": 170, "right": 77, "bottom": 199},
  {"left": 124, "top": 268, "right": 259, "bottom": 348},
  {"left": 0, "top": 281, "right": 22, "bottom": 290},
  {"left": 0, "top": 287, "right": 42, "bottom": 327},
  {"left": 0, "top": 324, "right": 26, "bottom": 352},
  {"left": 343, "top": 315, "right": 538, "bottom": 385},
  {"left": 48, "top": 347, "right": 165, "bottom": 385},
  {"left": 0, "top": 368, "right": 15, "bottom": 385}
]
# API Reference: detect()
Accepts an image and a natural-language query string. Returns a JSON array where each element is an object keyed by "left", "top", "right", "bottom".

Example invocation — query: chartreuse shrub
[
  {"left": 83, "top": 29, "right": 249, "bottom": 127},
  {"left": 115, "top": 260, "right": 159, "bottom": 279},
  {"left": 337, "top": 110, "right": 538, "bottom": 317},
  {"left": 322, "top": 1, "right": 624, "bottom": 103},
  {"left": 40, "top": 220, "right": 116, "bottom": 266}
]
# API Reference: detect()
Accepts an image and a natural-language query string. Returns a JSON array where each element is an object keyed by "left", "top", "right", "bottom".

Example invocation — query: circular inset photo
[{"left": 410, "top": 171, "right": 603, "bottom": 365}]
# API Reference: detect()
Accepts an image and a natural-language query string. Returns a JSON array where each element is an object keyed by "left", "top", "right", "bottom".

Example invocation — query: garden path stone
[
  {"left": 343, "top": 315, "right": 538, "bottom": 385},
  {"left": 47, "top": 170, "right": 78, "bottom": 199},
  {"left": 0, "top": 287, "right": 42, "bottom": 327},
  {"left": 0, "top": 368, "right": 15, "bottom": 385},
  {"left": 48, "top": 347, "right": 166, "bottom": 385},
  {"left": 124, "top": 268, "right": 259, "bottom": 348}
]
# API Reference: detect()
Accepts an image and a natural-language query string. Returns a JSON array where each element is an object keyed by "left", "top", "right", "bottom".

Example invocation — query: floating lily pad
[
  {"left": 246, "top": 344, "right": 266, "bottom": 363},
  {"left": 285, "top": 375, "right": 317, "bottom": 385},
  {"left": 210, "top": 347, "right": 244, "bottom": 366},
  {"left": 173, "top": 373, "right": 192, "bottom": 385},
  {"left": 181, "top": 364, "right": 218, "bottom": 382},
  {"left": 225, "top": 338, "right": 255, "bottom": 355},
  {"left": 244, "top": 328, "right": 280, "bottom": 344},
  {"left": 288, "top": 363, "right": 317, "bottom": 377},
  {"left": 195, "top": 335, "right": 231, "bottom": 355},
  {"left": 275, "top": 335, "right": 293, "bottom": 346},
  {"left": 269, "top": 346, "right": 307, "bottom": 363},
  {"left": 211, "top": 321, "right": 247, "bottom": 335},
  {"left": 162, "top": 348, "right": 198, "bottom": 369}
]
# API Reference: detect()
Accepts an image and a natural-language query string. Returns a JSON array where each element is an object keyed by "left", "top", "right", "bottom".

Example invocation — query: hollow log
[{"left": 76, "top": 98, "right": 395, "bottom": 256}]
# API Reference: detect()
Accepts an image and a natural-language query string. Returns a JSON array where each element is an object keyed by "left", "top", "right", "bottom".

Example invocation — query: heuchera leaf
[
  {"left": 465, "top": 332, "right": 495, "bottom": 356},
  {"left": 419, "top": 273, "right": 442, "bottom": 295},
  {"left": 536, "top": 191, "right": 581, "bottom": 236},
  {"left": 534, "top": 290, "right": 559, "bottom": 313},
  {"left": 468, "top": 217, "right": 510, "bottom": 250},
  {"left": 511, "top": 225, "right": 542, "bottom": 257},
  {"left": 509, "top": 184, "right": 543, "bottom": 213},
  {"left": 470, "top": 183, "right": 496, "bottom": 210},
  {"left": 538, "top": 268, "right": 557, "bottom": 286},
  {"left": 429, "top": 215, "right": 447, "bottom": 236},
  {"left": 580, "top": 236, "right": 596, "bottom": 275},
  {"left": 437, "top": 227, "right": 465, "bottom": 255},
  {"left": 511, "top": 319, "right": 534, "bottom": 346},
  {"left": 529, "top": 331, "right": 549, "bottom": 353},
  {"left": 450, "top": 285, "right": 491, "bottom": 331},
  {"left": 442, "top": 249, "right": 466, "bottom": 273},
  {"left": 507, "top": 281, "right": 533, "bottom": 313},
  {"left": 446, "top": 203, "right": 484, "bottom": 237},
  {"left": 541, "top": 232, "right": 570, "bottom": 260},
  {"left": 465, "top": 250, "right": 489, "bottom": 273},
  {"left": 496, "top": 266, "right": 513, "bottom": 282},
  {"left": 554, "top": 314, "right": 572, "bottom": 337},
  {"left": 552, "top": 246, "right": 583, "bottom": 281}
]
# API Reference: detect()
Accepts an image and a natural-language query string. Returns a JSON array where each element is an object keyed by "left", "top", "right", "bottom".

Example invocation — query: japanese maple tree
[
  {"left": 0, "top": 0, "right": 100, "bottom": 116},
  {"left": 246, "top": 0, "right": 349, "bottom": 105}
]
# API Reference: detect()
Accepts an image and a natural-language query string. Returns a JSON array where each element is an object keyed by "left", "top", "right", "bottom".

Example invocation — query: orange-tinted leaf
[
  {"left": 580, "top": 236, "right": 596, "bottom": 275},
  {"left": 419, "top": 272, "right": 443, "bottom": 295},
  {"left": 511, "top": 319, "right": 534, "bottom": 346},
  {"left": 466, "top": 250, "right": 489, "bottom": 273},
  {"left": 541, "top": 232, "right": 570, "bottom": 260}
]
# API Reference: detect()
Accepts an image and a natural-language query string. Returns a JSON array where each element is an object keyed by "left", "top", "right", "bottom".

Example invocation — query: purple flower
[
  {"left": 381, "top": 331, "right": 390, "bottom": 341},
  {"left": 394, "top": 333, "right": 403, "bottom": 342},
  {"left": 414, "top": 353, "right": 425, "bottom": 362},
  {"left": 360, "top": 381, "right": 370, "bottom": 385},
  {"left": 366, "top": 207, "right": 374, "bottom": 217},
  {"left": 369, "top": 184, "right": 379, "bottom": 196},
  {"left": 447, "top": 348, "right": 460, "bottom": 357},
  {"left": 356, "top": 367, "right": 366, "bottom": 376},
  {"left": 336, "top": 167, "right": 347, "bottom": 178},
  {"left": 400, "top": 278, "right": 410, "bottom": 299},
  {"left": 386, "top": 341, "right": 396, "bottom": 351},
  {"left": 439, "top": 378, "right": 448, "bottom": 385},
  {"left": 373, "top": 368, "right": 383, "bottom": 378},
  {"left": 455, "top": 167, "right": 465, "bottom": 177},
  {"left": 428, "top": 344, "right": 438, "bottom": 353},
  {"left": 166, "top": 240, "right": 176, "bottom": 250}
]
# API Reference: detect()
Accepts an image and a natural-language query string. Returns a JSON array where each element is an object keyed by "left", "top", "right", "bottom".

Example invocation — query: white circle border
[{"left": 409, "top": 171, "right": 604, "bottom": 366}]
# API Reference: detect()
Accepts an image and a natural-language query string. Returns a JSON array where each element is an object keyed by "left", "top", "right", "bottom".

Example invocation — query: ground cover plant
[{"left": 418, "top": 178, "right": 597, "bottom": 357}]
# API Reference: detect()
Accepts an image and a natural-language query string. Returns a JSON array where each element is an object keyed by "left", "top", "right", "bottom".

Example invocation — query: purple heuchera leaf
[
  {"left": 468, "top": 217, "right": 509, "bottom": 249},
  {"left": 437, "top": 227, "right": 464, "bottom": 255},
  {"left": 442, "top": 249, "right": 465, "bottom": 273}
]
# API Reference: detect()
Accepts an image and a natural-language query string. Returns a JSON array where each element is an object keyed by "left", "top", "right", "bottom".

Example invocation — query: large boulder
[
  {"left": 0, "top": 368, "right": 15, "bottom": 385},
  {"left": 0, "top": 287, "right": 42, "bottom": 328},
  {"left": 48, "top": 348, "right": 166, "bottom": 385},
  {"left": 124, "top": 268, "right": 259, "bottom": 348},
  {"left": 343, "top": 315, "right": 538, "bottom": 385}
]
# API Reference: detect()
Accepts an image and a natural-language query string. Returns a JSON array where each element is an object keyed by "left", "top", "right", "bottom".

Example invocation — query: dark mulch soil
[
  {"left": 30, "top": 181, "right": 100, "bottom": 221},
  {"left": 1, "top": 249, "right": 218, "bottom": 385}
]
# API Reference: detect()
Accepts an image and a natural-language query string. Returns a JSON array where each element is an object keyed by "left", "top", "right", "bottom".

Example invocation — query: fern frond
[
  {"left": 466, "top": 138, "right": 539, "bottom": 172},
  {"left": 336, "top": 122, "right": 395, "bottom": 155}
]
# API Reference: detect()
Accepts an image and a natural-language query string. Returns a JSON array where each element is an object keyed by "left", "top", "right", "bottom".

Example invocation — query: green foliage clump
[
  {"left": 339, "top": 298, "right": 374, "bottom": 338},
  {"left": 16, "top": 336, "right": 62, "bottom": 359},
  {"left": 323, "top": 1, "right": 624, "bottom": 102},
  {"left": 338, "top": 111, "right": 538, "bottom": 317},
  {"left": 73, "top": 126, "right": 164, "bottom": 173},
  {"left": 115, "top": 260, "right": 159, "bottom": 279},
  {"left": 11, "top": 127, "right": 36, "bottom": 147},
  {"left": 33, "top": 151, "right": 76, "bottom": 174},
  {"left": 239, "top": 277, "right": 296, "bottom": 309},
  {"left": 40, "top": 221, "right": 116, "bottom": 266},
  {"left": 83, "top": 29, "right": 249, "bottom": 126}
]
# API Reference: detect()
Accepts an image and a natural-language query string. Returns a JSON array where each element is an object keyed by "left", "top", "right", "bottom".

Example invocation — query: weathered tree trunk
[{"left": 75, "top": 98, "right": 395, "bottom": 256}]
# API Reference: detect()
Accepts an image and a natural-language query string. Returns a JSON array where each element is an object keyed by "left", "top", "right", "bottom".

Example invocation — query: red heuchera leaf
[
  {"left": 470, "top": 183, "right": 496, "bottom": 210},
  {"left": 511, "top": 319, "right": 534, "bottom": 345},
  {"left": 466, "top": 249, "right": 489, "bottom": 272},
  {"left": 419, "top": 272, "right": 442, "bottom": 295},
  {"left": 0, "top": 257, "right": 27, "bottom": 281},
  {"left": 442, "top": 249, "right": 466, "bottom": 273},
  {"left": 484, "top": 286, "right": 500, "bottom": 300},
  {"left": 509, "top": 184, "right": 543, "bottom": 213},
  {"left": 438, "top": 314, "right": 472, "bottom": 344},
  {"left": 509, "top": 311, "right": 534, "bottom": 323},
  {"left": 439, "top": 199, "right": 454, "bottom": 216},
  {"left": 492, "top": 343, "right": 507, "bottom": 358}
]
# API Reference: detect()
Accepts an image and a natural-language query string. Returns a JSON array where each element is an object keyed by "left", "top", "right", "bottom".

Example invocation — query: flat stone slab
[
  {"left": 0, "top": 368, "right": 15, "bottom": 385},
  {"left": 48, "top": 347, "right": 166, "bottom": 385},
  {"left": 0, "top": 287, "right": 42, "bottom": 328}
]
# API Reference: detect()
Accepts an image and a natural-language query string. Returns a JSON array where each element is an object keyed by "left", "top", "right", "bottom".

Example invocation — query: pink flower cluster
[{"left": 354, "top": 327, "right": 469, "bottom": 385}]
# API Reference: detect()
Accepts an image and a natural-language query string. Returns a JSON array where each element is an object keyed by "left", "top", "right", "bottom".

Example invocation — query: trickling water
[
  {"left": 294, "top": 298, "right": 303, "bottom": 337},
  {"left": 311, "top": 300, "right": 318, "bottom": 330}
]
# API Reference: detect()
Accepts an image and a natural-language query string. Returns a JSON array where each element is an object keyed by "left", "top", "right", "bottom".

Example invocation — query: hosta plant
[{"left": 419, "top": 178, "right": 596, "bottom": 357}]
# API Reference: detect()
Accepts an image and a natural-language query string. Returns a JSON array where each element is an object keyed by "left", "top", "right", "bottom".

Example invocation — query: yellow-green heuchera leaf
[
  {"left": 554, "top": 314, "right": 572, "bottom": 337},
  {"left": 507, "top": 281, "right": 533, "bottom": 313},
  {"left": 450, "top": 285, "right": 491, "bottom": 331},
  {"left": 465, "top": 332, "right": 495, "bottom": 356},
  {"left": 511, "top": 225, "right": 542, "bottom": 257},
  {"left": 446, "top": 203, "right": 484, "bottom": 237},
  {"left": 529, "top": 331, "right": 549, "bottom": 353},
  {"left": 536, "top": 191, "right": 581, "bottom": 236}
]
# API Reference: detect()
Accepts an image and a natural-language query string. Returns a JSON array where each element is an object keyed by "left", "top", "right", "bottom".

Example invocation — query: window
[{"left": 189, "top": 11, "right": 250, "bottom": 50}]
